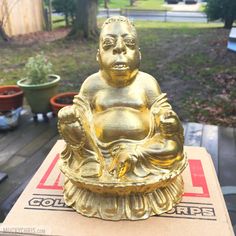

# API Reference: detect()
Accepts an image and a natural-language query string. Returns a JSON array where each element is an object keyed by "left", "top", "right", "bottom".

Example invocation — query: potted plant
[
  {"left": 0, "top": 85, "right": 23, "bottom": 112},
  {"left": 17, "top": 52, "right": 60, "bottom": 120},
  {"left": 0, "top": 85, "right": 24, "bottom": 129},
  {"left": 50, "top": 92, "right": 77, "bottom": 115}
]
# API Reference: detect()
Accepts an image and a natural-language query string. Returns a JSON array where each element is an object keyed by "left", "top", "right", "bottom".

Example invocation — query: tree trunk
[
  {"left": 70, "top": 0, "right": 99, "bottom": 39},
  {"left": 130, "top": 0, "right": 135, "bottom": 6},
  {"left": 0, "top": 24, "right": 10, "bottom": 42},
  {"left": 65, "top": 12, "right": 69, "bottom": 27},
  {"left": 48, "top": 0, "right": 52, "bottom": 31},
  {"left": 71, "top": 13, "right": 76, "bottom": 25},
  {"left": 104, "top": 0, "right": 108, "bottom": 8},
  {"left": 224, "top": 17, "right": 234, "bottom": 29}
]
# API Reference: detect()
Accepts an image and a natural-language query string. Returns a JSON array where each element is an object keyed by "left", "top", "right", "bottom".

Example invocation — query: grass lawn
[
  {"left": 135, "top": 0, "right": 167, "bottom": 10},
  {"left": 99, "top": 0, "right": 167, "bottom": 10},
  {"left": 52, "top": 14, "right": 67, "bottom": 29},
  {"left": 0, "top": 21, "right": 235, "bottom": 126},
  {"left": 199, "top": 3, "right": 206, "bottom": 12},
  {"left": 99, "top": 0, "right": 130, "bottom": 9}
]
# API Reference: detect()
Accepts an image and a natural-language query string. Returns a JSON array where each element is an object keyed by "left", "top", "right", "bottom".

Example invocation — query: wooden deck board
[
  {"left": 184, "top": 122, "right": 203, "bottom": 146},
  {"left": 0, "top": 132, "right": 6, "bottom": 141},
  {"left": 218, "top": 126, "right": 236, "bottom": 186},
  {"left": 17, "top": 121, "right": 58, "bottom": 157},
  {"left": 0, "top": 134, "right": 60, "bottom": 221},
  {"left": 1, "top": 122, "right": 58, "bottom": 173},
  {"left": 234, "top": 128, "right": 236, "bottom": 146},
  {"left": 0, "top": 133, "right": 59, "bottom": 204},
  {"left": 182, "top": 122, "right": 187, "bottom": 136},
  {"left": 0, "top": 120, "right": 55, "bottom": 166},
  {"left": 0, "top": 110, "right": 32, "bottom": 151},
  {"left": 201, "top": 124, "right": 219, "bottom": 174},
  {"left": 0, "top": 178, "right": 29, "bottom": 221},
  {"left": 0, "top": 173, "right": 8, "bottom": 184}
]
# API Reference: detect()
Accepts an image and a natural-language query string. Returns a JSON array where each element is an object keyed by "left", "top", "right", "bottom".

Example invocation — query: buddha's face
[{"left": 97, "top": 21, "right": 141, "bottom": 87}]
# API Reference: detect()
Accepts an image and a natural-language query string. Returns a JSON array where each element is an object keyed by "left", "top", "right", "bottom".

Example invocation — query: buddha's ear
[
  {"left": 96, "top": 49, "right": 101, "bottom": 64},
  {"left": 96, "top": 49, "right": 100, "bottom": 61},
  {"left": 139, "top": 48, "right": 142, "bottom": 61}
]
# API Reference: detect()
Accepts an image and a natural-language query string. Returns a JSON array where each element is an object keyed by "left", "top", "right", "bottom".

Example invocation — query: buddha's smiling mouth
[{"left": 111, "top": 63, "right": 129, "bottom": 71}]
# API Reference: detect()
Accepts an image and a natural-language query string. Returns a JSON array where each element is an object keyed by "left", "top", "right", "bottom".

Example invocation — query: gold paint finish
[{"left": 58, "top": 16, "right": 187, "bottom": 220}]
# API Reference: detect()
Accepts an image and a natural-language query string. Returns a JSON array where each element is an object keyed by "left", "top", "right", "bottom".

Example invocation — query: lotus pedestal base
[{"left": 62, "top": 175, "right": 184, "bottom": 221}]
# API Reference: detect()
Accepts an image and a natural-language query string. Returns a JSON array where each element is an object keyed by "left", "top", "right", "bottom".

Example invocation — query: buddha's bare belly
[{"left": 93, "top": 107, "right": 150, "bottom": 143}]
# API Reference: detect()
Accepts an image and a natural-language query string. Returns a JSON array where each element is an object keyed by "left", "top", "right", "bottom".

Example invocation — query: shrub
[
  {"left": 24, "top": 53, "right": 53, "bottom": 85},
  {"left": 52, "top": 0, "right": 76, "bottom": 26},
  {"left": 205, "top": 0, "right": 236, "bottom": 29}
]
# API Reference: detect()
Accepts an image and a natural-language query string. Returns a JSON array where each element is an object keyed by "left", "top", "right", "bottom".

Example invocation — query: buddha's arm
[
  {"left": 136, "top": 133, "right": 184, "bottom": 169},
  {"left": 137, "top": 93, "right": 184, "bottom": 166},
  {"left": 142, "top": 74, "right": 182, "bottom": 137},
  {"left": 58, "top": 95, "right": 90, "bottom": 148},
  {"left": 109, "top": 93, "right": 184, "bottom": 177},
  {"left": 151, "top": 94, "right": 183, "bottom": 137},
  {"left": 58, "top": 73, "right": 99, "bottom": 148}
]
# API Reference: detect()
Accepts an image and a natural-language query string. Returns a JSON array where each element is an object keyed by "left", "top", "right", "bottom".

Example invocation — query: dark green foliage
[
  {"left": 44, "top": 0, "right": 49, "bottom": 7},
  {"left": 205, "top": 0, "right": 236, "bottom": 28},
  {"left": 52, "top": 0, "right": 76, "bottom": 26}
]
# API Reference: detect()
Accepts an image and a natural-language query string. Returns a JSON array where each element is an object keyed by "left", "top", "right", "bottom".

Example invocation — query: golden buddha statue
[{"left": 58, "top": 16, "right": 187, "bottom": 220}]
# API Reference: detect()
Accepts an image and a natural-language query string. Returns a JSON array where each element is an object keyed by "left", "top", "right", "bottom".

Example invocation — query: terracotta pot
[
  {"left": 0, "top": 85, "right": 24, "bottom": 112},
  {"left": 50, "top": 92, "right": 77, "bottom": 115}
]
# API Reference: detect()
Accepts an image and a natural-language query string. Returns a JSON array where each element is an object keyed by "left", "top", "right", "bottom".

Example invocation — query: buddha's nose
[{"left": 113, "top": 37, "right": 126, "bottom": 54}]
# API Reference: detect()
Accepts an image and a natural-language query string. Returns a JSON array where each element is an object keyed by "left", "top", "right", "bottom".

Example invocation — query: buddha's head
[{"left": 97, "top": 16, "right": 141, "bottom": 87}]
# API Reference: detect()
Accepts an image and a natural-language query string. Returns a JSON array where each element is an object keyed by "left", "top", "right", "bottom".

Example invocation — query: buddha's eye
[
  {"left": 124, "top": 37, "right": 136, "bottom": 48},
  {"left": 103, "top": 37, "right": 115, "bottom": 50}
]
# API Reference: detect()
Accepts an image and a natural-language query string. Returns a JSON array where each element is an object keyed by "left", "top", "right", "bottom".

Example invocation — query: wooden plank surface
[
  {"left": 0, "top": 134, "right": 59, "bottom": 204},
  {"left": 184, "top": 122, "right": 203, "bottom": 146},
  {"left": 182, "top": 122, "right": 187, "bottom": 136},
  {"left": 0, "top": 109, "right": 33, "bottom": 151},
  {"left": 0, "top": 172, "right": 8, "bottom": 184},
  {"left": 0, "top": 121, "right": 58, "bottom": 173},
  {"left": 0, "top": 114, "right": 59, "bottom": 209},
  {"left": 0, "top": 118, "right": 58, "bottom": 168},
  {"left": 218, "top": 126, "right": 236, "bottom": 186},
  {"left": 17, "top": 120, "right": 58, "bottom": 157},
  {"left": 0, "top": 178, "right": 29, "bottom": 222},
  {"left": 0, "top": 120, "right": 54, "bottom": 166},
  {"left": 234, "top": 128, "right": 236, "bottom": 146},
  {"left": 201, "top": 124, "right": 219, "bottom": 174}
]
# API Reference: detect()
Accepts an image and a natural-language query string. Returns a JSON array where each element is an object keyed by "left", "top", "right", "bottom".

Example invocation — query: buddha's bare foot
[{"left": 80, "top": 161, "right": 103, "bottom": 178}]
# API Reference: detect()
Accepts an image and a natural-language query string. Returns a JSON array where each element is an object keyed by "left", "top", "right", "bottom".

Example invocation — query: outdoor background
[{"left": 0, "top": 0, "right": 236, "bottom": 126}]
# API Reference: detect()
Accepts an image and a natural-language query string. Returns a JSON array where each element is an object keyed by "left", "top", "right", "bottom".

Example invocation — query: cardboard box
[{"left": 0, "top": 141, "right": 234, "bottom": 236}]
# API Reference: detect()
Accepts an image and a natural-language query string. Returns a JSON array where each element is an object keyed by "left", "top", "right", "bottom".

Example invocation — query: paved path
[
  {"left": 164, "top": 2, "right": 203, "bottom": 11},
  {"left": 98, "top": 8, "right": 207, "bottom": 22}
]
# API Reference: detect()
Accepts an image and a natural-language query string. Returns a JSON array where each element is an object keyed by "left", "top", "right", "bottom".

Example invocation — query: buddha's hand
[
  {"left": 159, "top": 110, "right": 180, "bottom": 137},
  {"left": 58, "top": 105, "right": 85, "bottom": 147},
  {"left": 109, "top": 145, "right": 137, "bottom": 178}
]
